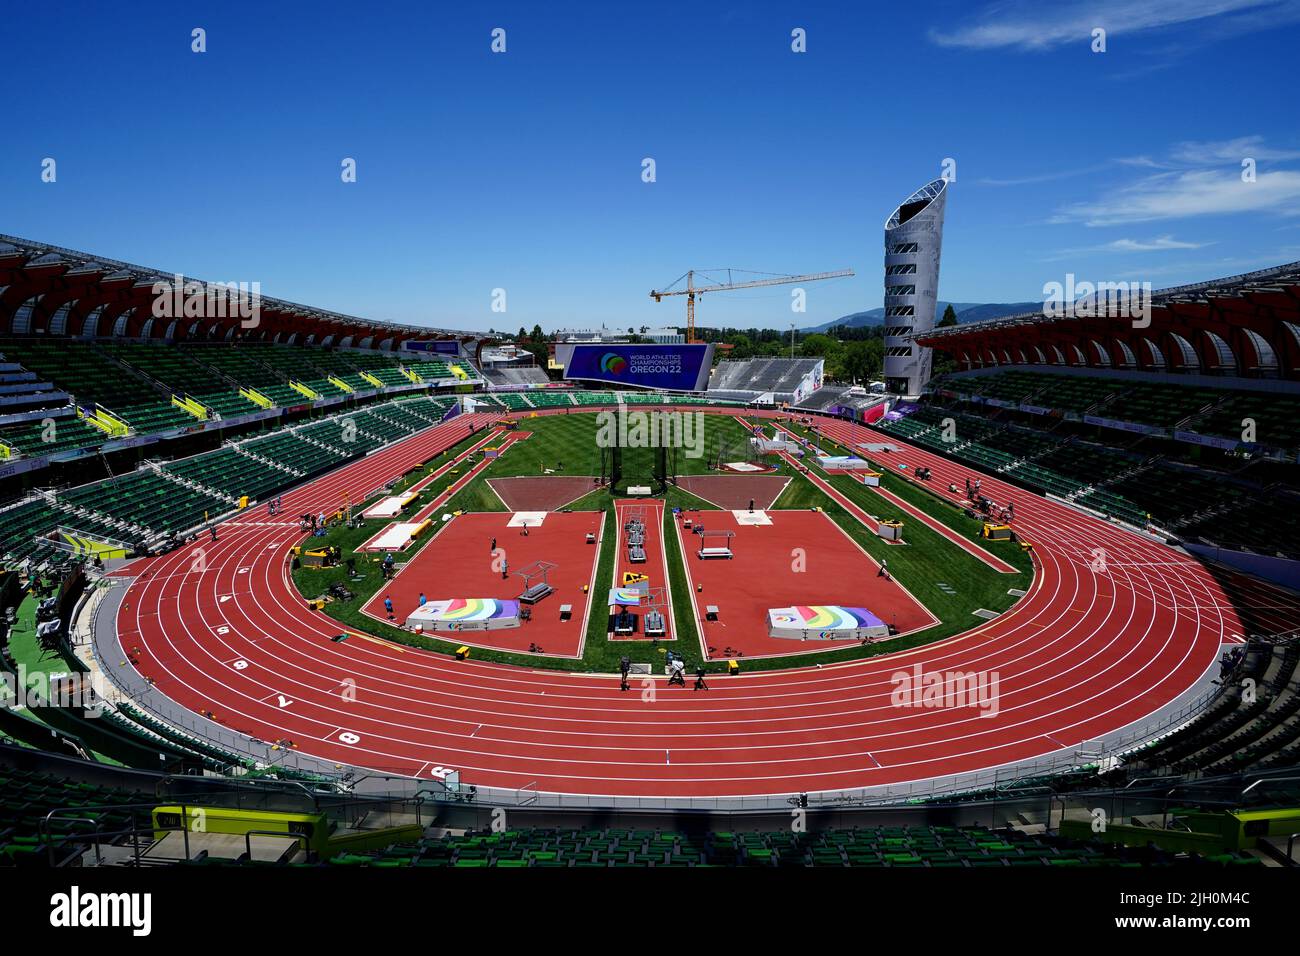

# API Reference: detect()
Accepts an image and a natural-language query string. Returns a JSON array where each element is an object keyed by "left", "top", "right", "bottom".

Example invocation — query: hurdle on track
[
  {"left": 514, "top": 560, "right": 559, "bottom": 604},
  {"left": 695, "top": 528, "right": 736, "bottom": 560}
]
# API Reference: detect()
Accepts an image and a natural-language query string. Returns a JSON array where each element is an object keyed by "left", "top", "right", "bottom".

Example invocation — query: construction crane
[{"left": 650, "top": 268, "right": 854, "bottom": 343}]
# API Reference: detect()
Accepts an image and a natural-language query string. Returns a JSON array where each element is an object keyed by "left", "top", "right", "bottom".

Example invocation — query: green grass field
[{"left": 292, "top": 411, "right": 1036, "bottom": 674}]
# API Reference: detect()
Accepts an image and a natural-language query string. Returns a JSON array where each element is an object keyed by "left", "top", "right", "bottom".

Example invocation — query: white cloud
[
  {"left": 1042, "top": 235, "right": 1210, "bottom": 261},
  {"left": 930, "top": 0, "right": 1293, "bottom": 51},
  {"left": 1106, "top": 235, "right": 1209, "bottom": 251},
  {"left": 1168, "top": 136, "right": 1300, "bottom": 165},
  {"left": 1116, "top": 155, "right": 1166, "bottom": 168},
  {"left": 1052, "top": 169, "right": 1300, "bottom": 226},
  {"left": 977, "top": 163, "right": 1114, "bottom": 187},
  {"left": 1109, "top": 255, "right": 1280, "bottom": 279}
]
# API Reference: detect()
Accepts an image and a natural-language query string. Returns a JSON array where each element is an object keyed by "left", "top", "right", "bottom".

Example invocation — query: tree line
[{"left": 493, "top": 306, "right": 959, "bottom": 385}]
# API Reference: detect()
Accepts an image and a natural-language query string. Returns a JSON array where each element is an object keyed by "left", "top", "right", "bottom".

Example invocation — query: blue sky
[{"left": 3, "top": 0, "right": 1299, "bottom": 332}]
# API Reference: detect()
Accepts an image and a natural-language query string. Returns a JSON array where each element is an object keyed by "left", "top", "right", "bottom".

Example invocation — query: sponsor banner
[
  {"left": 1173, "top": 429, "right": 1241, "bottom": 452},
  {"left": 1184, "top": 542, "right": 1300, "bottom": 591},
  {"left": 0, "top": 405, "right": 72, "bottom": 429},
  {"left": 0, "top": 456, "right": 51, "bottom": 479},
  {"left": 1019, "top": 404, "right": 1053, "bottom": 416},
  {"left": 0, "top": 388, "right": 67, "bottom": 406},
  {"left": 209, "top": 409, "right": 282, "bottom": 430},
  {"left": 558, "top": 343, "right": 714, "bottom": 391},
  {"left": 984, "top": 398, "right": 1012, "bottom": 409},
  {"left": 805, "top": 359, "right": 824, "bottom": 397},
  {"left": 403, "top": 340, "right": 460, "bottom": 355},
  {"left": 101, "top": 435, "right": 161, "bottom": 452},
  {"left": 1082, "top": 415, "right": 1167, "bottom": 437},
  {"left": 860, "top": 401, "right": 888, "bottom": 424}
]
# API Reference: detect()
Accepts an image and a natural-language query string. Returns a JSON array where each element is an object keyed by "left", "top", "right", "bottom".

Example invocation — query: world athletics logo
[{"left": 600, "top": 352, "right": 627, "bottom": 375}]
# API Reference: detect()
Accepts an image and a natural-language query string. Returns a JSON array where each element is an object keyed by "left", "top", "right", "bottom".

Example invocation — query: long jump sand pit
[
  {"left": 673, "top": 509, "right": 938, "bottom": 660},
  {"left": 361, "top": 511, "right": 604, "bottom": 658},
  {"left": 487, "top": 476, "right": 602, "bottom": 511}
]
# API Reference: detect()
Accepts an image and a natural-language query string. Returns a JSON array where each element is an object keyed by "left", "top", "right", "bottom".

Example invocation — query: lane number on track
[
  {"left": 429, "top": 766, "right": 457, "bottom": 780},
  {"left": 232, "top": 659, "right": 248, "bottom": 671},
  {"left": 338, "top": 731, "right": 361, "bottom": 745},
  {"left": 277, "top": 695, "right": 293, "bottom": 708}
]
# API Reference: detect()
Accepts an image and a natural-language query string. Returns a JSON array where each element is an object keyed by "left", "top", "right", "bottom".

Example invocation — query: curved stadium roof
[
  {"left": 0, "top": 233, "right": 485, "bottom": 349},
  {"left": 914, "top": 260, "right": 1300, "bottom": 380}
]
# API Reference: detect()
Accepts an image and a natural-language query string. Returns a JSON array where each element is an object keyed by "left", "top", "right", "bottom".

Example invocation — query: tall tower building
[{"left": 882, "top": 178, "right": 948, "bottom": 396}]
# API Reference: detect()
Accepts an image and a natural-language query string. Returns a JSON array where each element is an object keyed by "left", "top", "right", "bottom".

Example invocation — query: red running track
[{"left": 114, "top": 407, "right": 1237, "bottom": 799}]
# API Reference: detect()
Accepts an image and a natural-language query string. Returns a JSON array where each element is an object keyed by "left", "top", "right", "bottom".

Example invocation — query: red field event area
[
  {"left": 361, "top": 511, "right": 604, "bottom": 658},
  {"left": 675, "top": 509, "right": 937, "bottom": 659}
]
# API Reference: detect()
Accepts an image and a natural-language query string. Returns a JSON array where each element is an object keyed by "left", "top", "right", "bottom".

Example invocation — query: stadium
[
  {"left": 3, "top": 229, "right": 1299, "bottom": 882},
  {"left": 3, "top": 4, "right": 1299, "bottom": 932}
]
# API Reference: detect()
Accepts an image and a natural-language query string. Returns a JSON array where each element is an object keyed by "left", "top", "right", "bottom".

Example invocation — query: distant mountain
[
  {"left": 951, "top": 301, "right": 1042, "bottom": 324},
  {"left": 803, "top": 301, "right": 1040, "bottom": 333}
]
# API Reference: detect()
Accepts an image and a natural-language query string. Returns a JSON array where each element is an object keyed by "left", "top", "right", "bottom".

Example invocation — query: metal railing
[
  {"left": 243, "top": 829, "right": 309, "bottom": 862},
  {"left": 21, "top": 759, "right": 1300, "bottom": 867},
  {"left": 35, "top": 786, "right": 430, "bottom": 867}
]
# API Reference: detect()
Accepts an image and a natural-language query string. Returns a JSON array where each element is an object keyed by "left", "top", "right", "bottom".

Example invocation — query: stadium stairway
[{"left": 146, "top": 460, "right": 239, "bottom": 509}]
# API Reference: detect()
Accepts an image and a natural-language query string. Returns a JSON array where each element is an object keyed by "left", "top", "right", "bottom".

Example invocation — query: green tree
[
  {"left": 799, "top": 333, "right": 839, "bottom": 358},
  {"left": 517, "top": 340, "right": 550, "bottom": 371},
  {"left": 930, "top": 305, "right": 959, "bottom": 376},
  {"left": 842, "top": 339, "right": 882, "bottom": 383}
]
